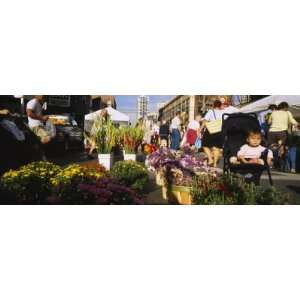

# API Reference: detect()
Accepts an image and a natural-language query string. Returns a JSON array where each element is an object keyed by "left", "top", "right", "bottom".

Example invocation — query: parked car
[{"left": 48, "top": 115, "right": 84, "bottom": 152}]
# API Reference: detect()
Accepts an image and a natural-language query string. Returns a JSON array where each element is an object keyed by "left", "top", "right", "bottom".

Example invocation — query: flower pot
[
  {"left": 98, "top": 153, "right": 113, "bottom": 170},
  {"left": 124, "top": 153, "right": 137, "bottom": 161},
  {"left": 162, "top": 185, "right": 192, "bottom": 205}
]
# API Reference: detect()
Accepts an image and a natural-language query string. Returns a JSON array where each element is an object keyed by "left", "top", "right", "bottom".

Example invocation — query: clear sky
[{"left": 116, "top": 95, "right": 174, "bottom": 124}]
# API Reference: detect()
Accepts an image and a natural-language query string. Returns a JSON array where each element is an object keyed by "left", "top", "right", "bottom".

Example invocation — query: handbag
[{"left": 206, "top": 110, "right": 222, "bottom": 134}]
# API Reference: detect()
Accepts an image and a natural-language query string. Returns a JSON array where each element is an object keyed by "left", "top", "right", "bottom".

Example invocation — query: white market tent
[
  {"left": 240, "top": 95, "right": 300, "bottom": 114},
  {"left": 85, "top": 106, "right": 129, "bottom": 124},
  {"left": 84, "top": 106, "right": 130, "bottom": 131}
]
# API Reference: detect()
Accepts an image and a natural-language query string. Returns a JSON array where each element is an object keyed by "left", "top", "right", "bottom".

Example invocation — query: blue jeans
[
  {"left": 171, "top": 129, "right": 180, "bottom": 150},
  {"left": 286, "top": 147, "right": 297, "bottom": 171}
]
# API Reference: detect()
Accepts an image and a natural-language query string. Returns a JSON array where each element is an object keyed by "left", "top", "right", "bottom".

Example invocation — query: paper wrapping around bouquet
[
  {"left": 155, "top": 172, "right": 165, "bottom": 186},
  {"left": 162, "top": 185, "right": 192, "bottom": 205}
]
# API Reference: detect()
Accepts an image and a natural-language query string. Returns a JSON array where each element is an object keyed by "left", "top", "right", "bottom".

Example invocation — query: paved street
[{"left": 261, "top": 171, "right": 300, "bottom": 203}]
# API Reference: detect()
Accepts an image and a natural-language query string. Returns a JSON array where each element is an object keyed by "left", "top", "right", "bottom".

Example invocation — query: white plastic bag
[
  {"left": 1, "top": 120, "right": 25, "bottom": 141},
  {"left": 45, "top": 120, "right": 56, "bottom": 138}
]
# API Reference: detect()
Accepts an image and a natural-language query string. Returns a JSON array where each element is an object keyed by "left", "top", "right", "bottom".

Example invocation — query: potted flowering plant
[
  {"left": 49, "top": 164, "right": 106, "bottom": 204},
  {"left": 111, "top": 160, "right": 149, "bottom": 192},
  {"left": 121, "top": 126, "right": 144, "bottom": 161},
  {"left": 191, "top": 174, "right": 291, "bottom": 205},
  {"left": 91, "top": 114, "right": 117, "bottom": 170},
  {"left": 0, "top": 161, "right": 62, "bottom": 204},
  {"left": 78, "top": 177, "right": 144, "bottom": 205}
]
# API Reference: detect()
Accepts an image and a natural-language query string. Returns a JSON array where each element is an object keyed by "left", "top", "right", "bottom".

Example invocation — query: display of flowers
[
  {"left": 143, "top": 143, "right": 158, "bottom": 155},
  {"left": 120, "top": 126, "right": 144, "bottom": 154},
  {"left": 111, "top": 160, "right": 149, "bottom": 192},
  {"left": 0, "top": 161, "right": 62, "bottom": 204},
  {"left": 147, "top": 147, "right": 222, "bottom": 187},
  {"left": 191, "top": 174, "right": 291, "bottom": 205},
  {"left": 146, "top": 147, "right": 176, "bottom": 171},
  {"left": 50, "top": 164, "right": 106, "bottom": 204},
  {"left": 78, "top": 177, "right": 144, "bottom": 205},
  {"left": 90, "top": 115, "right": 117, "bottom": 154}
]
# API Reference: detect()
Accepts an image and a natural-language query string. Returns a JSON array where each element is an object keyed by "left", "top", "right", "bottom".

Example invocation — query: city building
[
  {"left": 137, "top": 95, "right": 149, "bottom": 120},
  {"left": 158, "top": 95, "right": 258, "bottom": 123},
  {"left": 157, "top": 101, "right": 168, "bottom": 111},
  {"left": 147, "top": 112, "right": 158, "bottom": 123}
]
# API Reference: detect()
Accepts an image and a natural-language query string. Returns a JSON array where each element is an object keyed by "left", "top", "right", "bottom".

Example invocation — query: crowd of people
[
  {"left": 22, "top": 95, "right": 300, "bottom": 173},
  {"left": 145, "top": 97, "right": 300, "bottom": 172}
]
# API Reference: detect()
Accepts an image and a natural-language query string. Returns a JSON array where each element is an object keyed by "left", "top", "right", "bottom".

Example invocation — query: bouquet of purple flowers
[{"left": 147, "top": 147, "right": 221, "bottom": 187}]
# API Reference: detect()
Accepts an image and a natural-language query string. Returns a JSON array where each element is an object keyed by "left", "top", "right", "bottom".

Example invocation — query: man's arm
[
  {"left": 26, "top": 109, "right": 48, "bottom": 121},
  {"left": 288, "top": 111, "right": 298, "bottom": 126},
  {"left": 267, "top": 113, "right": 272, "bottom": 125}
]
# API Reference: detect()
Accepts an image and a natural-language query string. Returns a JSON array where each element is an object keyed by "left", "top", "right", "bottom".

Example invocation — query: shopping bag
[
  {"left": 206, "top": 119, "right": 222, "bottom": 134},
  {"left": 0, "top": 120, "right": 25, "bottom": 141},
  {"left": 45, "top": 120, "right": 56, "bottom": 138}
]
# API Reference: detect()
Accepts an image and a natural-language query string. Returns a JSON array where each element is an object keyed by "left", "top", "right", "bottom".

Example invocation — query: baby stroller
[{"left": 222, "top": 113, "right": 273, "bottom": 185}]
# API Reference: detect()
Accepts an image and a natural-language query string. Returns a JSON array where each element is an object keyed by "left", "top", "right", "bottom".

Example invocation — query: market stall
[{"left": 84, "top": 106, "right": 130, "bottom": 132}]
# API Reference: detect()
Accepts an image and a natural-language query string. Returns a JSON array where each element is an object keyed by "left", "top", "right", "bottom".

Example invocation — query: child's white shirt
[{"left": 237, "top": 144, "right": 273, "bottom": 159}]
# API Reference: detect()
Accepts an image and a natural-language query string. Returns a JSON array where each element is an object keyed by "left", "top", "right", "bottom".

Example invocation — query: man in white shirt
[
  {"left": 26, "top": 95, "right": 51, "bottom": 144},
  {"left": 170, "top": 111, "right": 181, "bottom": 150}
]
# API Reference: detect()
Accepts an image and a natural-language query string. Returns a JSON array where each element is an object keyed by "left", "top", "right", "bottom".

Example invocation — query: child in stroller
[
  {"left": 230, "top": 131, "right": 273, "bottom": 166},
  {"left": 223, "top": 113, "right": 273, "bottom": 185}
]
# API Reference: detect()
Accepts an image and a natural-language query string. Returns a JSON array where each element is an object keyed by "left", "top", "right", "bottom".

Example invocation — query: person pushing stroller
[{"left": 230, "top": 130, "right": 273, "bottom": 166}]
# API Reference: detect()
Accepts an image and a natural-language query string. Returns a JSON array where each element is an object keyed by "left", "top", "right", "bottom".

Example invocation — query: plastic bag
[
  {"left": 0, "top": 120, "right": 25, "bottom": 141},
  {"left": 45, "top": 120, "right": 56, "bottom": 138}
]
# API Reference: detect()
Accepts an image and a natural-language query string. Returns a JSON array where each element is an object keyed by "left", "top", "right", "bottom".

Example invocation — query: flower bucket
[
  {"left": 162, "top": 185, "right": 192, "bottom": 205},
  {"left": 98, "top": 153, "right": 113, "bottom": 171},
  {"left": 124, "top": 153, "right": 137, "bottom": 161}
]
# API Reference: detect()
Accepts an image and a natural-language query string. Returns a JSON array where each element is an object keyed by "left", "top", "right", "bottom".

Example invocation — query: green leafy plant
[
  {"left": 91, "top": 116, "right": 117, "bottom": 154},
  {"left": 121, "top": 126, "right": 144, "bottom": 154},
  {"left": 191, "top": 174, "right": 290, "bottom": 205},
  {"left": 111, "top": 160, "right": 149, "bottom": 192}
]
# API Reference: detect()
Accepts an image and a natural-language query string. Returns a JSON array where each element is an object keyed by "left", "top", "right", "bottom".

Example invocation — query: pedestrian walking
[
  {"left": 259, "top": 104, "right": 277, "bottom": 137},
  {"left": 268, "top": 102, "right": 299, "bottom": 146},
  {"left": 186, "top": 115, "right": 201, "bottom": 146},
  {"left": 170, "top": 111, "right": 181, "bottom": 150},
  {"left": 159, "top": 118, "right": 169, "bottom": 147},
  {"left": 143, "top": 117, "right": 152, "bottom": 145},
  {"left": 201, "top": 100, "right": 224, "bottom": 167}
]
